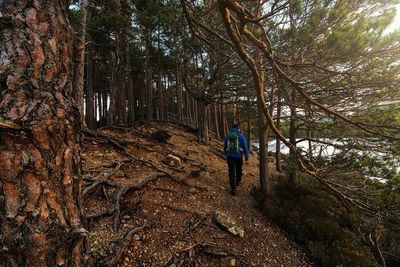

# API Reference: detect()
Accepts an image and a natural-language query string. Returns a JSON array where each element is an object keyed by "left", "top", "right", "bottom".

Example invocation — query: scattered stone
[
  {"left": 212, "top": 211, "right": 245, "bottom": 237},
  {"left": 162, "top": 154, "right": 182, "bottom": 167},
  {"left": 230, "top": 258, "right": 237, "bottom": 266}
]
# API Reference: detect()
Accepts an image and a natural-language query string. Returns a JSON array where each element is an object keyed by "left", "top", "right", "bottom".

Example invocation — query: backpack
[{"left": 227, "top": 131, "right": 239, "bottom": 153}]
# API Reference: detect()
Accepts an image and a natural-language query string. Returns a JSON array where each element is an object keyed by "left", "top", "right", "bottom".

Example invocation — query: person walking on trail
[{"left": 224, "top": 123, "right": 249, "bottom": 195}]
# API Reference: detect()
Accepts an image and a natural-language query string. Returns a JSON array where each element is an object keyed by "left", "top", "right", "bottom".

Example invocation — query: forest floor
[{"left": 81, "top": 122, "right": 313, "bottom": 267}]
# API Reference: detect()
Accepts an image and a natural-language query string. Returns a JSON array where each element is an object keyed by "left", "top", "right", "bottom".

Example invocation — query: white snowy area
[{"left": 252, "top": 139, "right": 399, "bottom": 183}]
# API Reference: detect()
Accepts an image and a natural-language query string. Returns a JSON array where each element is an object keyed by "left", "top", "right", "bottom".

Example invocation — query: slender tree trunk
[
  {"left": 145, "top": 28, "right": 153, "bottom": 121},
  {"left": 247, "top": 102, "right": 252, "bottom": 150},
  {"left": 86, "top": 36, "right": 95, "bottom": 129},
  {"left": 214, "top": 104, "right": 220, "bottom": 138},
  {"left": 219, "top": 92, "right": 226, "bottom": 138},
  {"left": 307, "top": 102, "right": 313, "bottom": 158},
  {"left": 108, "top": 48, "right": 116, "bottom": 125},
  {"left": 194, "top": 99, "right": 199, "bottom": 126},
  {"left": 257, "top": 97, "right": 268, "bottom": 194},
  {"left": 186, "top": 90, "right": 191, "bottom": 124},
  {"left": 176, "top": 54, "right": 183, "bottom": 122},
  {"left": 276, "top": 92, "right": 282, "bottom": 172},
  {"left": 73, "top": 0, "right": 89, "bottom": 128},
  {"left": 198, "top": 99, "right": 210, "bottom": 144},
  {"left": 126, "top": 26, "right": 135, "bottom": 124},
  {"left": 0, "top": 2, "right": 88, "bottom": 266},
  {"left": 289, "top": 87, "right": 298, "bottom": 183},
  {"left": 102, "top": 91, "right": 108, "bottom": 126}
]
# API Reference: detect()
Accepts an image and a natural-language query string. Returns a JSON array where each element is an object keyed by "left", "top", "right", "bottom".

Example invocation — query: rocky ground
[{"left": 81, "top": 122, "right": 313, "bottom": 266}]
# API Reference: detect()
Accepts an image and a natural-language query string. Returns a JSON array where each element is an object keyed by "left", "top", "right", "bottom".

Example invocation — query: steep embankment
[{"left": 82, "top": 122, "right": 312, "bottom": 266}]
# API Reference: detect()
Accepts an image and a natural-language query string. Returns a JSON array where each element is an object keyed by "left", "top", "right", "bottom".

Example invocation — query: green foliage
[{"left": 252, "top": 178, "right": 399, "bottom": 266}]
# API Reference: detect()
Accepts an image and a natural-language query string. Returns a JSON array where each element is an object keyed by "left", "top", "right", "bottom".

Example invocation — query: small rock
[
  {"left": 162, "top": 154, "right": 181, "bottom": 167},
  {"left": 212, "top": 211, "right": 245, "bottom": 237},
  {"left": 134, "top": 234, "right": 140, "bottom": 241},
  {"left": 230, "top": 258, "right": 236, "bottom": 266},
  {"left": 123, "top": 215, "right": 131, "bottom": 219}
]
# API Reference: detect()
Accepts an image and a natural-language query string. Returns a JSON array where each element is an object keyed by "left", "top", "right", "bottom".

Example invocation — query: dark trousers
[{"left": 227, "top": 157, "right": 243, "bottom": 190}]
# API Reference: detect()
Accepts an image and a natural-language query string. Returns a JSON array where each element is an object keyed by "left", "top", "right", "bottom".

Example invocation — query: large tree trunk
[{"left": 0, "top": 2, "right": 88, "bottom": 266}]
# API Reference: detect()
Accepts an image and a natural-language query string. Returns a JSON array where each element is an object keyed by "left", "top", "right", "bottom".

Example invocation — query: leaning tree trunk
[{"left": 0, "top": 1, "right": 88, "bottom": 266}]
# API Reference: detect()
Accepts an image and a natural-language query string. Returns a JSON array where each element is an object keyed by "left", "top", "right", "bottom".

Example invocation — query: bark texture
[{"left": 0, "top": 1, "right": 87, "bottom": 266}]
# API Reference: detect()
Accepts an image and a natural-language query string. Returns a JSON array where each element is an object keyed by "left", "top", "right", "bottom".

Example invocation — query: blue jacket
[{"left": 224, "top": 128, "right": 249, "bottom": 160}]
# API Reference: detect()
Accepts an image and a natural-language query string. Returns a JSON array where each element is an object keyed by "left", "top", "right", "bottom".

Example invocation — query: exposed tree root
[
  {"left": 82, "top": 128, "right": 185, "bottom": 184},
  {"left": 83, "top": 161, "right": 128, "bottom": 196},
  {"left": 168, "top": 240, "right": 247, "bottom": 265},
  {"left": 97, "top": 223, "right": 148, "bottom": 267}
]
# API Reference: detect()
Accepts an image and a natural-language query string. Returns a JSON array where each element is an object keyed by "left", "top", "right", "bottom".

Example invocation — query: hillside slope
[{"left": 82, "top": 122, "right": 312, "bottom": 266}]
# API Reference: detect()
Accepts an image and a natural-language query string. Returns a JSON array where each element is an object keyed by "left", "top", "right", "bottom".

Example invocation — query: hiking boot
[{"left": 231, "top": 188, "right": 236, "bottom": 196}]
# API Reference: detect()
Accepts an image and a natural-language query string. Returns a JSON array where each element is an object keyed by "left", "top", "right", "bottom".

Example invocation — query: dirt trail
[{"left": 82, "top": 122, "right": 312, "bottom": 266}]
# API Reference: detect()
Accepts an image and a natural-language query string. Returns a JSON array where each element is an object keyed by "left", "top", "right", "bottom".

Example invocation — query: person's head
[{"left": 231, "top": 122, "right": 240, "bottom": 130}]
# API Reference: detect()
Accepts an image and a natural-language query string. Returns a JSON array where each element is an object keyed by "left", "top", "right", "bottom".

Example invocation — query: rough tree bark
[
  {"left": 0, "top": 1, "right": 88, "bottom": 266},
  {"left": 73, "top": 0, "right": 89, "bottom": 128}
]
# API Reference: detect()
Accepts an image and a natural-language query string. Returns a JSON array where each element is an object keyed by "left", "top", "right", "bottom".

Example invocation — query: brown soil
[{"left": 82, "top": 122, "right": 313, "bottom": 266}]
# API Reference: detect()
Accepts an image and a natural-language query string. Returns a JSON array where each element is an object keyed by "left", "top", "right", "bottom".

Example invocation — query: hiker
[{"left": 224, "top": 123, "right": 249, "bottom": 195}]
